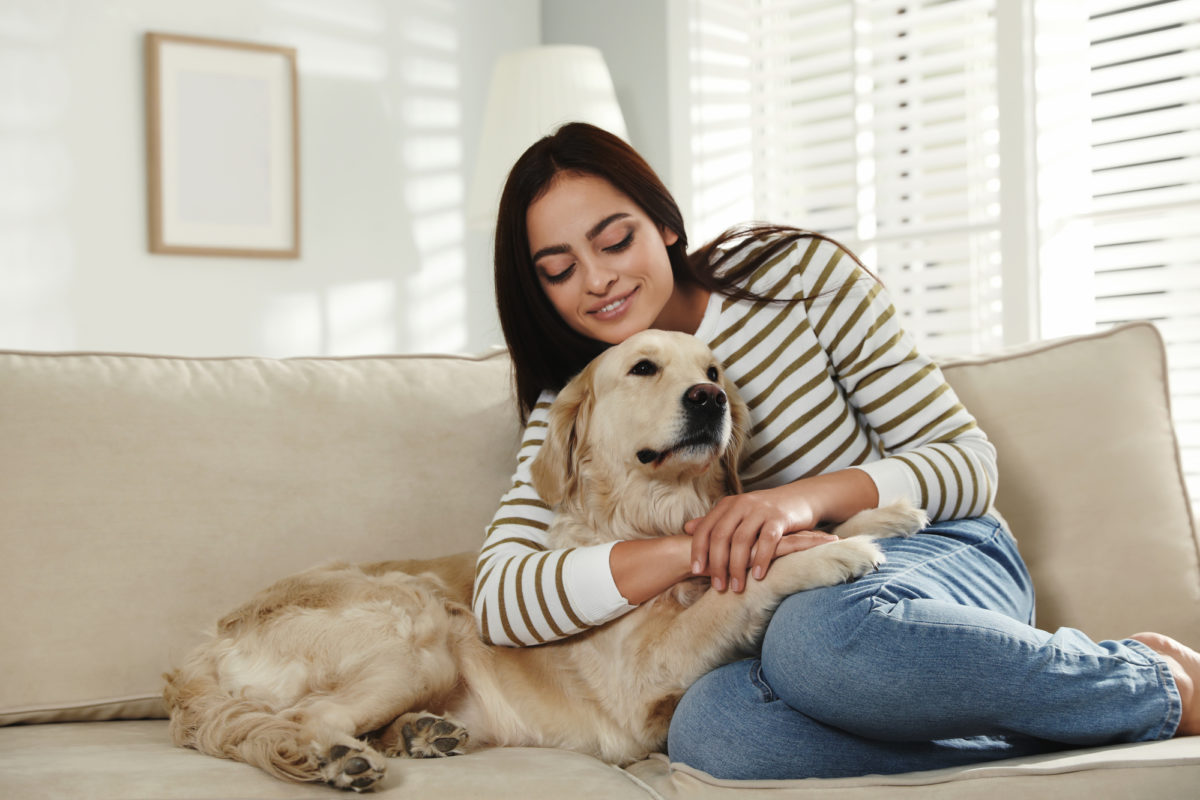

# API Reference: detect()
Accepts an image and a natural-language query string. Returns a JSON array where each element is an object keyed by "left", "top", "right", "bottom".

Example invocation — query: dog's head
[{"left": 531, "top": 330, "right": 748, "bottom": 514}]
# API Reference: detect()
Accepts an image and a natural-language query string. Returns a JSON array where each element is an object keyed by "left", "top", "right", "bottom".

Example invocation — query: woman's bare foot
[{"left": 1131, "top": 632, "right": 1199, "bottom": 736}]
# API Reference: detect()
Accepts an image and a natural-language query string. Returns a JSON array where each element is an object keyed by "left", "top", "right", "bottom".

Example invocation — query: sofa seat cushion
[
  {"left": 0, "top": 721, "right": 658, "bottom": 799},
  {"left": 628, "top": 740, "right": 1200, "bottom": 799},
  {"left": 1, "top": 722, "right": 1195, "bottom": 799}
]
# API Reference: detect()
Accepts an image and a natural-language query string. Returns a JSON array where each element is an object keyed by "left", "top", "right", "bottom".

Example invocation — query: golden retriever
[{"left": 163, "top": 329, "right": 926, "bottom": 791}]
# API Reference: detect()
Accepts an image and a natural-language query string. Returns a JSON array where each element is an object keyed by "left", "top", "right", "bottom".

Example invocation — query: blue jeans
[{"left": 667, "top": 516, "right": 1182, "bottom": 779}]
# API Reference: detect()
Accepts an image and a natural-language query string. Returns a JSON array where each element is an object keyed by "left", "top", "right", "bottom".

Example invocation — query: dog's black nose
[{"left": 684, "top": 383, "right": 726, "bottom": 409}]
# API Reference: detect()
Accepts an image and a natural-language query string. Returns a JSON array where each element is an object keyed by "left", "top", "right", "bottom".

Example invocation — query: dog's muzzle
[{"left": 635, "top": 384, "right": 729, "bottom": 466}]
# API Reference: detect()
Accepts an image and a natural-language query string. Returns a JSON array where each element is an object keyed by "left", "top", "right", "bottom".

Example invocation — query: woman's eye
[
  {"left": 707, "top": 366, "right": 720, "bottom": 382},
  {"left": 604, "top": 232, "right": 633, "bottom": 253},
  {"left": 629, "top": 359, "right": 658, "bottom": 377},
  {"left": 543, "top": 265, "right": 574, "bottom": 285}
]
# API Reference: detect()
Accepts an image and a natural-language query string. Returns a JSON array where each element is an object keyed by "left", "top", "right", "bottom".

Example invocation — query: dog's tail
[{"left": 163, "top": 667, "right": 320, "bottom": 783}]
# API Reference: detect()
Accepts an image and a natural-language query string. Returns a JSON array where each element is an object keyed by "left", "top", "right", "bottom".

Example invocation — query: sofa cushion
[
  {"left": 939, "top": 322, "right": 1200, "bottom": 642},
  {"left": 0, "top": 349, "right": 521, "bottom": 725},
  {"left": 0, "top": 721, "right": 657, "bottom": 799}
]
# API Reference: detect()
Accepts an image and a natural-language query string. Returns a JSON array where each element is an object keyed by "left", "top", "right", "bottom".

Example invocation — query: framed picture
[{"left": 145, "top": 32, "right": 300, "bottom": 258}]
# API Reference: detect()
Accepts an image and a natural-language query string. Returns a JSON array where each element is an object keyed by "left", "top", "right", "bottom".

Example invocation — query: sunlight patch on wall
[
  {"left": 326, "top": 278, "right": 397, "bottom": 355},
  {"left": 0, "top": 0, "right": 74, "bottom": 349},
  {"left": 398, "top": 0, "right": 466, "bottom": 354}
]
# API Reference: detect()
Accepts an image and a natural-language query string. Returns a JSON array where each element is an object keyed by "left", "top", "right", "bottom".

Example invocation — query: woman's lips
[{"left": 588, "top": 286, "right": 638, "bottom": 320}]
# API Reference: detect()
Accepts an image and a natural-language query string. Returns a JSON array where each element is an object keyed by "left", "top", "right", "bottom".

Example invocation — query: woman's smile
[{"left": 589, "top": 286, "right": 639, "bottom": 319}]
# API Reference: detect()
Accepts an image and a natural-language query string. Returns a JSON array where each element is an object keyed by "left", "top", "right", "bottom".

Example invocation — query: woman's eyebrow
[
  {"left": 586, "top": 212, "right": 631, "bottom": 241},
  {"left": 531, "top": 213, "right": 632, "bottom": 264}
]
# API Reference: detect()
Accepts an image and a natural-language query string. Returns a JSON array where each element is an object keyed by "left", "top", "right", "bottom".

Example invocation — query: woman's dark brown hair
[{"left": 494, "top": 122, "right": 867, "bottom": 421}]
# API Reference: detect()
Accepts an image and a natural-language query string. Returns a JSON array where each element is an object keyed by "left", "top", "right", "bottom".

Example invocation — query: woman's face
[{"left": 525, "top": 172, "right": 680, "bottom": 345}]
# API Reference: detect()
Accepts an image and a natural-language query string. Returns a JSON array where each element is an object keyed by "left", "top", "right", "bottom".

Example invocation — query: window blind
[
  {"left": 685, "top": 0, "right": 1006, "bottom": 357},
  {"left": 1078, "top": 0, "right": 1200, "bottom": 511},
  {"left": 681, "top": 0, "right": 1199, "bottom": 510}
]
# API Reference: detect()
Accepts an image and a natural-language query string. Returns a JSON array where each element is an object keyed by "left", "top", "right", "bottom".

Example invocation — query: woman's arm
[
  {"left": 612, "top": 529, "right": 839, "bottom": 604},
  {"left": 685, "top": 235, "right": 996, "bottom": 593},
  {"left": 473, "top": 395, "right": 636, "bottom": 646}
]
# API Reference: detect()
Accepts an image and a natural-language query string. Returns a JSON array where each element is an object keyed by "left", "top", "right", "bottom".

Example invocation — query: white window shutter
[{"left": 682, "top": 0, "right": 1200, "bottom": 510}]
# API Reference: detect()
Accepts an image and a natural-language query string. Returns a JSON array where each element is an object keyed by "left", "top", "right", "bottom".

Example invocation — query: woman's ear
[
  {"left": 720, "top": 379, "right": 749, "bottom": 496},
  {"left": 530, "top": 364, "right": 596, "bottom": 507},
  {"left": 660, "top": 225, "right": 680, "bottom": 246}
]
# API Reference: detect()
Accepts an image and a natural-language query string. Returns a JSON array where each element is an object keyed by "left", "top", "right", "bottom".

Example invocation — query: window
[{"left": 676, "top": 0, "right": 1199, "bottom": 511}]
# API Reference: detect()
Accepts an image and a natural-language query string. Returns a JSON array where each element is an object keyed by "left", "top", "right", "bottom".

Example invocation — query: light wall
[{"left": 1, "top": 0, "right": 539, "bottom": 357}]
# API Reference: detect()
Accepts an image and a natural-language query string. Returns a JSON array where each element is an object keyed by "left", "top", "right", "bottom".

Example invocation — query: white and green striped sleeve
[
  {"left": 472, "top": 392, "right": 634, "bottom": 647},
  {"left": 803, "top": 241, "right": 999, "bottom": 520}
]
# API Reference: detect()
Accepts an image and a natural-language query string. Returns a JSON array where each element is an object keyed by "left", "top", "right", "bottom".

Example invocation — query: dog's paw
[
  {"left": 379, "top": 711, "right": 469, "bottom": 759},
  {"left": 832, "top": 537, "right": 887, "bottom": 580},
  {"left": 766, "top": 537, "right": 885, "bottom": 594},
  {"left": 831, "top": 500, "right": 928, "bottom": 541},
  {"left": 317, "top": 739, "right": 387, "bottom": 792}
]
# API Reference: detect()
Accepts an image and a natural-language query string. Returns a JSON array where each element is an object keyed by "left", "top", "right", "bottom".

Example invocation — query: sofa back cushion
[
  {"left": 940, "top": 322, "right": 1200, "bottom": 642},
  {"left": 0, "top": 349, "right": 521, "bottom": 725}
]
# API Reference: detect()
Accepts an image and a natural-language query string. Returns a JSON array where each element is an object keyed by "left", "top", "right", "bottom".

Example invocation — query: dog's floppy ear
[
  {"left": 530, "top": 363, "right": 596, "bottom": 507},
  {"left": 721, "top": 379, "right": 749, "bottom": 496}
]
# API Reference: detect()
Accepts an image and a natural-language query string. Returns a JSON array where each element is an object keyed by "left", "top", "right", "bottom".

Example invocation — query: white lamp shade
[{"left": 467, "top": 45, "right": 628, "bottom": 228}]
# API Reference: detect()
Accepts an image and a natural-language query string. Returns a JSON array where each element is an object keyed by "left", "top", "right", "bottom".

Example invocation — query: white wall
[
  {"left": 0, "top": 0, "right": 539, "bottom": 357},
  {"left": 541, "top": 0, "right": 672, "bottom": 190}
]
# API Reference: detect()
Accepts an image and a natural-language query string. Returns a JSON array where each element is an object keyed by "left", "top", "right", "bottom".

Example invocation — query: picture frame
[{"left": 144, "top": 32, "right": 300, "bottom": 258}]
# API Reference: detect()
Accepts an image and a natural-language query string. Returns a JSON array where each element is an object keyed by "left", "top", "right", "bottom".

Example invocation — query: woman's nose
[{"left": 583, "top": 262, "right": 618, "bottom": 295}]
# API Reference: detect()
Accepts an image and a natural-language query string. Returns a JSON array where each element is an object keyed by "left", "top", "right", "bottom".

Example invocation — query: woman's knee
[
  {"left": 760, "top": 585, "right": 876, "bottom": 687},
  {"left": 668, "top": 659, "right": 773, "bottom": 776}
]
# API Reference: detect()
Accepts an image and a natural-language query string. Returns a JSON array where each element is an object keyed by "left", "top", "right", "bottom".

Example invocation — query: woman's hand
[{"left": 685, "top": 470, "right": 880, "bottom": 592}]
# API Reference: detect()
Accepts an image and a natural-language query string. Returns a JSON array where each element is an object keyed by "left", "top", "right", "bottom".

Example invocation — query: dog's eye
[
  {"left": 629, "top": 360, "right": 658, "bottom": 377},
  {"left": 707, "top": 366, "right": 720, "bottom": 382}
]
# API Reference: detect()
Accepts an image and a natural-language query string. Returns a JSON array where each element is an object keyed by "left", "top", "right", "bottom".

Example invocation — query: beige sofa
[{"left": 1, "top": 321, "right": 1197, "bottom": 799}]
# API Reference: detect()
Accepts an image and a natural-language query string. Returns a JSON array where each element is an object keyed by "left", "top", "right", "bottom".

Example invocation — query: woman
[{"left": 472, "top": 122, "right": 1198, "bottom": 779}]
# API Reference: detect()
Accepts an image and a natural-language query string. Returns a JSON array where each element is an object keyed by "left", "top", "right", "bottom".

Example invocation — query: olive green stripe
[
  {"left": 834, "top": 303, "right": 897, "bottom": 376},
  {"left": 748, "top": 400, "right": 852, "bottom": 485},
  {"left": 480, "top": 533, "right": 547, "bottom": 555},
  {"left": 478, "top": 597, "right": 491, "bottom": 644},
  {"left": 533, "top": 553, "right": 566, "bottom": 639},
  {"left": 555, "top": 548, "right": 588, "bottom": 630},
  {"left": 744, "top": 340, "right": 820, "bottom": 412},
  {"left": 931, "top": 444, "right": 966, "bottom": 519},
  {"left": 892, "top": 401, "right": 963, "bottom": 451},
  {"left": 500, "top": 497, "right": 551, "bottom": 512},
  {"left": 857, "top": 362, "right": 938, "bottom": 415},
  {"left": 891, "top": 454, "right": 929, "bottom": 509},
  {"left": 496, "top": 558, "right": 521, "bottom": 645},
  {"left": 716, "top": 240, "right": 802, "bottom": 316},
  {"left": 826, "top": 283, "right": 883, "bottom": 359},
  {"left": 812, "top": 260, "right": 857, "bottom": 339},
  {"left": 750, "top": 367, "right": 828, "bottom": 436},
  {"left": 745, "top": 383, "right": 840, "bottom": 465},
  {"left": 734, "top": 316, "right": 812, "bottom": 390},
  {"left": 873, "top": 382, "right": 952, "bottom": 436},
  {"left": 801, "top": 244, "right": 842, "bottom": 307},
  {"left": 911, "top": 450, "right": 949, "bottom": 520},
  {"left": 934, "top": 420, "right": 980, "bottom": 443},
  {"left": 801, "top": 423, "right": 865, "bottom": 481},
  {"left": 721, "top": 299, "right": 794, "bottom": 373},
  {"left": 845, "top": 334, "right": 910, "bottom": 387},
  {"left": 943, "top": 442, "right": 982, "bottom": 516},
  {"left": 511, "top": 552, "right": 546, "bottom": 644}
]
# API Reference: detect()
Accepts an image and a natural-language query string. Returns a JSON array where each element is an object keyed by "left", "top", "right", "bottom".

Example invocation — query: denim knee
[{"left": 668, "top": 659, "right": 774, "bottom": 777}]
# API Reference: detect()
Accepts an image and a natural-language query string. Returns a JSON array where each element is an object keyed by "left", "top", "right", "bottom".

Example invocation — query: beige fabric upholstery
[
  {"left": 939, "top": 322, "right": 1200, "bottom": 641},
  {"left": 0, "top": 349, "right": 520, "bottom": 725},
  {"left": 0, "top": 721, "right": 656, "bottom": 799},
  {"left": 0, "top": 322, "right": 1196, "bottom": 798}
]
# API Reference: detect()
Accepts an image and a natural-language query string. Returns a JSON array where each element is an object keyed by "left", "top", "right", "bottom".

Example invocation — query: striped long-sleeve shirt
[{"left": 473, "top": 233, "right": 998, "bottom": 647}]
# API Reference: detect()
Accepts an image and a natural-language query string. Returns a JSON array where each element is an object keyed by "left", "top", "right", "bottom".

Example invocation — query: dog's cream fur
[{"left": 164, "top": 330, "right": 927, "bottom": 791}]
